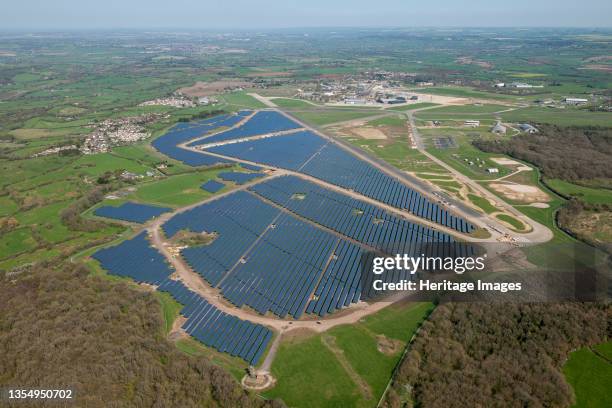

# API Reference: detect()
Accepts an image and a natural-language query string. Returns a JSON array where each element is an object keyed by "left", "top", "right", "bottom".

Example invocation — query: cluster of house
[{"left": 80, "top": 114, "right": 165, "bottom": 154}]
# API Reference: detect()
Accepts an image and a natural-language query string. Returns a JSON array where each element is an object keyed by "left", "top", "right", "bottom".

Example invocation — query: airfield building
[
  {"left": 491, "top": 121, "right": 507, "bottom": 135},
  {"left": 563, "top": 97, "right": 589, "bottom": 105}
]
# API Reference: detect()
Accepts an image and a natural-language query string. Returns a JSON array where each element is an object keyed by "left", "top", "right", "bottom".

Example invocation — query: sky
[{"left": 2, "top": 0, "right": 611, "bottom": 30}]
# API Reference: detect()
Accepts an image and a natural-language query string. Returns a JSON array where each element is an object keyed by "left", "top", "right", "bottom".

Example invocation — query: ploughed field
[{"left": 92, "top": 109, "right": 476, "bottom": 365}]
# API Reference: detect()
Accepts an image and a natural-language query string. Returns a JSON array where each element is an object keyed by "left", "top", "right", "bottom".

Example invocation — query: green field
[
  {"left": 264, "top": 302, "right": 433, "bottom": 408},
  {"left": 348, "top": 137, "right": 449, "bottom": 174},
  {"left": 388, "top": 102, "right": 439, "bottom": 111},
  {"left": 468, "top": 193, "right": 498, "bottom": 214},
  {"left": 367, "top": 115, "right": 406, "bottom": 127},
  {"left": 413, "top": 86, "right": 515, "bottom": 100},
  {"left": 501, "top": 107, "right": 612, "bottom": 127},
  {"left": 292, "top": 109, "right": 383, "bottom": 126},
  {"left": 272, "top": 98, "right": 319, "bottom": 108},
  {"left": 496, "top": 213, "right": 525, "bottom": 230},
  {"left": 155, "top": 291, "right": 183, "bottom": 335},
  {"left": 415, "top": 104, "right": 510, "bottom": 119},
  {"left": 220, "top": 91, "right": 268, "bottom": 109},
  {"left": 546, "top": 179, "right": 612, "bottom": 205},
  {"left": 131, "top": 169, "right": 230, "bottom": 207},
  {"left": 563, "top": 346, "right": 612, "bottom": 408}
]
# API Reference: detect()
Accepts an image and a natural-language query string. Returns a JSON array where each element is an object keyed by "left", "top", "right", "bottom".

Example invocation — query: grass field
[
  {"left": 501, "top": 107, "right": 612, "bottom": 127},
  {"left": 388, "top": 102, "right": 439, "bottom": 111},
  {"left": 220, "top": 91, "right": 268, "bottom": 109},
  {"left": 563, "top": 346, "right": 612, "bottom": 408},
  {"left": 264, "top": 302, "right": 433, "bottom": 408},
  {"left": 155, "top": 291, "right": 183, "bottom": 335},
  {"left": 496, "top": 213, "right": 525, "bottom": 230},
  {"left": 130, "top": 169, "right": 229, "bottom": 207},
  {"left": 413, "top": 86, "right": 515, "bottom": 100},
  {"left": 367, "top": 115, "right": 406, "bottom": 127},
  {"left": 468, "top": 193, "right": 498, "bottom": 214},
  {"left": 415, "top": 104, "right": 510, "bottom": 118},
  {"left": 344, "top": 138, "right": 449, "bottom": 174},
  {"left": 292, "top": 109, "right": 383, "bottom": 126},
  {"left": 272, "top": 98, "right": 319, "bottom": 108},
  {"left": 546, "top": 179, "right": 612, "bottom": 205}
]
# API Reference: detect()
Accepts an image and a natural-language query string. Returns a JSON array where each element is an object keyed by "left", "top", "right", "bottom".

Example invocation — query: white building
[
  {"left": 464, "top": 120, "right": 480, "bottom": 127},
  {"left": 564, "top": 97, "right": 589, "bottom": 105},
  {"left": 486, "top": 168, "right": 499, "bottom": 174}
]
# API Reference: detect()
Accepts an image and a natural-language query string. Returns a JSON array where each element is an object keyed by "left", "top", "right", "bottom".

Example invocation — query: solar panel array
[
  {"left": 218, "top": 171, "right": 265, "bottom": 185},
  {"left": 205, "top": 131, "right": 474, "bottom": 233},
  {"left": 158, "top": 280, "right": 272, "bottom": 365},
  {"left": 162, "top": 191, "right": 279, "bottom": 285},
  {"left": 188, "top": 111, "right": 303, "bottom": 146},
  {"left": 152, "top": 114, "right": 246, "bottom": 166},
  {"left": 94, "top": 202, "right": 171, "bottom": 224},
  {"left": 250, "top": 175, "right": 455, "bottom": 253},
  {"left": 92, "top": 232, "right": 272, "bottom": 365},
  {"left": 305, "top": 240, "right": 363, "bottom": 317},
  {"left": 220, "top": 212, "right": 340, "bottom": 319},
  {"left": 91, "top": 232, "right": 174, "bottom": 285},
  {"left": 201, "top": 179, "right": 225, "bottom": 193},
  {"left": 207, "top": 130, "right": 325, "bottom": 170}
]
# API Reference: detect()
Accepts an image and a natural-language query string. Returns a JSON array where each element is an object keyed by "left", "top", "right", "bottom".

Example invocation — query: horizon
[{"left": 2, "top": 0, "right": 611, "bottom": 30}]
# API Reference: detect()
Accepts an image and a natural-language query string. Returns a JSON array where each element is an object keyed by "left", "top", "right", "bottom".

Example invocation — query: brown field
[
  {"left": 177, "top": 81, "right": 251, "bottom": 97},
  {"left": 489, "top": 182, "right": 550, "bottom": 203},
  {"left": 580, "top": 64, "right": 612, "bottom": 73}
]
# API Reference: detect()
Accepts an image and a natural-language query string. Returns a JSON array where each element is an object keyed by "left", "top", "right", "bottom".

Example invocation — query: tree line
[
  {"left": 383, "top": 302, "right": 610, "bottom": 408},
  {"left": 0, "top": 261, "right": 286, "bottom": 408}
]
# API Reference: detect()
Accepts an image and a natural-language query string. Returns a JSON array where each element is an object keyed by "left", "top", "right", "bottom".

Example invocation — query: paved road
[{"left": 405, "top": 109, "right": 553, "bottom": 244}]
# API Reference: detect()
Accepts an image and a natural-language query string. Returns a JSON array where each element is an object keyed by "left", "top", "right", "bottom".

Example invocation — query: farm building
[
  {"left": 563, "top": 97, "right": 589, "bottom": 105},
  {"left": 464, "top": 120, "right": 480, "bottom": 127},
  {"left": 491, "top": 121, "right": 507, "bottom": 134}
]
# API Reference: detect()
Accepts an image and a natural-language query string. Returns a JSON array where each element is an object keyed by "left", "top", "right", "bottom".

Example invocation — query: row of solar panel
[
  {"left": 163, "top": 191, "right": 280, "bottom": 285},
  {"left": 305, "top": 240, "right": 363, "bottom": 317},
  {"left": 93, "top": 202, "right": 171, "bottom": 224},
  {"left": 92, "top": 232, "right": 272, "bottom": 365},
  {"left": 220, "top": 212, "right": 340, "bottom": 319},
  {"left": 158, "top": 280, "right": 272, "bottom": 365},
  {"left": 188, "top": 111, "right": 303, "bottom": 147},
  {"left": 201, "top": 179, "right": 225, "bottom": 193},
  {"left": 204, "top": 131, "right": 474, "bottom": 233},
  {"left": 250, "top": 175, "right": 455, "bottom": 254},
  {"left": 92, "top": 232, "right": 174, "bottom": 285},
  {"left": 151, "top": 113, "right": 247, "bottom": 167},
  {"left": 161, "top": 189, "right": 371, "bottom": 317}
]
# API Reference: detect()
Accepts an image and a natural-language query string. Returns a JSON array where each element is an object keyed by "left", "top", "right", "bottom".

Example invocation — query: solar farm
[{"left": 92, "top": 109, "right": 479, "bottom": 367}]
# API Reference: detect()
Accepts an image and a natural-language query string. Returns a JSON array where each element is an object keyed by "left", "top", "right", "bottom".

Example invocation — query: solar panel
[
  {"left": 201, "top": 180, "right": 225, "bottom": 193},
  {"left": 94, "top": 202, "right": 171, "bottom": 223}
]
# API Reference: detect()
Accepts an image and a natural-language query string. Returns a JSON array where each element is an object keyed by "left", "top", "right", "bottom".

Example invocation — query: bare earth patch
[
  {"left": 530, "top": 202, "right": 550, "bottom": 208},
  {"left": 376, "top": 335, "right": 403, "bottom": 356},
  {"left": 489, "top": 182, "right": 550, "bottom": 203},
  {"left": 350, "top": 127, "right": 388, "bottom": 140},
  {"left": 491, "top": 157, "right": 521, "bottom": 166}
]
